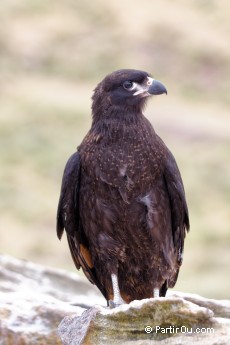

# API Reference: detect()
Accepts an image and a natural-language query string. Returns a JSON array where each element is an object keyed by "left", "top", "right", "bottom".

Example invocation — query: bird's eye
[{"left": 123, "top": 81, "right": 134, "bottom": 90}]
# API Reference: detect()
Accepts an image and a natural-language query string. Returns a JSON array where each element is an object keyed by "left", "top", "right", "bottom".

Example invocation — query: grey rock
[
  {"left": 1, "top": 254, "right": 230, "bottom": 345},
  {"left": 58, "top": 294, "right": 230, "bottom": 345},
  {"left": 0, "top": 254, "right": 104, "bottom": 345},
  {"left": 169, "top": 290, "right": 230, "bottom": 319}
]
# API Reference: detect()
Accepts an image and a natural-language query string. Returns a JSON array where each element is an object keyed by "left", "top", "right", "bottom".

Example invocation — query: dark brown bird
[{"left": 56, "top": 69, "right": 189, "bottom": 307}]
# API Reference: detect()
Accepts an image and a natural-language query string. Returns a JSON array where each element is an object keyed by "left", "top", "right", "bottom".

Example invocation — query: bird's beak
[
  {"left": 132, "top": 77, "right": 167, "bottom": 97},
  {"left": 147, "top": 77, "right": 167, "bottom": 96}
]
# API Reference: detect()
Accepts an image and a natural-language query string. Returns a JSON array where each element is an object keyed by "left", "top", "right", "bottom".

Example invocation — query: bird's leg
[
  {"left": 153, "top": 288, "right": 160, "bottom": 298},
  {"left": 109, "top": 273, "right": 125, "bottom": 308}
]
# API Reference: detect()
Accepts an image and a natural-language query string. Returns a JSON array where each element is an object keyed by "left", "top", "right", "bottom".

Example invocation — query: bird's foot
[
  {"left": 109, "top": 273, "right": 126, "bottom": 308},
  {"left": 108, "top": 298, "right": 125, "bottom": 309},
  {"left": 153, "top": 288, "right": 160, "bottom": 298},
  {"left": 108, "top": 300, "right": 117, "bottom": 309}
]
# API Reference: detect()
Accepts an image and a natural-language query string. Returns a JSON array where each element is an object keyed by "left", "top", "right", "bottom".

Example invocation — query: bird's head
[{"left": 92, "top": 69, "right": 167, "bottom": 120}]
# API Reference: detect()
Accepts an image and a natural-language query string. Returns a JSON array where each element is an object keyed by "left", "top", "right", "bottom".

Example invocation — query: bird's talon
[
  {"left": 109, "top": 300, "right": 116, "bottom": 308},
  {"left": 108, "top": 300, "right": 123, "bottom": 308}
]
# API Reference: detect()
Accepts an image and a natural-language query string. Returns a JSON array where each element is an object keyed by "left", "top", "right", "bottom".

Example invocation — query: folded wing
[
  {"left": 162, "top": 143, "right": 190, "bottom": 287},
  {"left": 56, "top": 152, "right": 107, "bottom": 298}
]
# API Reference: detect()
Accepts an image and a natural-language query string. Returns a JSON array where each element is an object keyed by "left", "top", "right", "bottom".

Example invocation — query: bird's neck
[
  {"left": 92, "top": 103, "right": 144, "bottom": 124},
  {"left": 88, "top": 106, "right": 155, "bottom": 146},
  {"left": 92, "top": 107, "right": 144, "bottom": 138}
]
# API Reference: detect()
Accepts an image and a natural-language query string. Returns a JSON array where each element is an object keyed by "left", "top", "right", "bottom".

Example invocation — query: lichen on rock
[{"left": 58, "top": 297, "right": 221, "bottom": 345}]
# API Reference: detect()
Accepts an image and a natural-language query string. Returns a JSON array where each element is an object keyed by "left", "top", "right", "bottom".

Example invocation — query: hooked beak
[{"left": 147, "top": 77, "right": 167, "bottom": 95}]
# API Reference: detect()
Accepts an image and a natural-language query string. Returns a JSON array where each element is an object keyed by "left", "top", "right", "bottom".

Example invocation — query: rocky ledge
[
  {"left": 0, "top": 254, "right": 229, "bottom": 345},
  {"left": 58, "top": 294, "right": 230, "bottom": 345},
  {"left": 0, "top": 254, "right": 104, "bottom": 345}
]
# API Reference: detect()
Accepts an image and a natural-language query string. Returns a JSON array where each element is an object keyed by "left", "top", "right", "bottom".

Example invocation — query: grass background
[{"left": 0, "top": 0, "right": 229, "bottom": 299}]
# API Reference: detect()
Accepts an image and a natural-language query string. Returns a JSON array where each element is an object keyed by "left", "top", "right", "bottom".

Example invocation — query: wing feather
[
  {"left": 162, "top": 144, "right": 190, "bottom": 287},
  {"left": 56, "top": 152, "right": 81, "bottom": 240},
  {"left": 56, "top": 152, "right": 107, "bottom": 298}
]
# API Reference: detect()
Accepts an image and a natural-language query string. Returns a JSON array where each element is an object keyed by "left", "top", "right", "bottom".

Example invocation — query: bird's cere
[
  {"left": 133, "top": 77, "right": 153, "bottom": 96},
  {"left": 146, "top": 77, "right": 154, "bottom": 86}
]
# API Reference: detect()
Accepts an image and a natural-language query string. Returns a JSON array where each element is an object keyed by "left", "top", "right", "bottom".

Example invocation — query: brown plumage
[{"left": 57, "top": 69, "right": 189, "bottom": 306}]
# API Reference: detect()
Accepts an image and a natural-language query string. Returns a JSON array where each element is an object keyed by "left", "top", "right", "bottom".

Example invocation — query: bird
[{"left": 56, "top": 69, "right": 189, "bottom": 308}]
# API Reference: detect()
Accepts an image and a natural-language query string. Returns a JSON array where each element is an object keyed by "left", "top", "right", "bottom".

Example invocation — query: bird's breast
[{"left": 80, "top": 130, "right": 163, "bottom": 203}]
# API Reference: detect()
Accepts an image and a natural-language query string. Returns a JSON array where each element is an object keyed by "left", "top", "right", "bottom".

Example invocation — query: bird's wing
[
  {"left": 56, "top": 152, "right": 107, "bottom": 297},
  {"left": 57, "top": 152, "right": 81, "bottom": 241},
  {"left": 161, "top": 143, "right": 190, "bottom": 286}
]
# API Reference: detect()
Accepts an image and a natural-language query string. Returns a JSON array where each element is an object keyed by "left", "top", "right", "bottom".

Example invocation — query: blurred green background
[{"left": 0, "top": 0, "right": 229, "bottom": 299}]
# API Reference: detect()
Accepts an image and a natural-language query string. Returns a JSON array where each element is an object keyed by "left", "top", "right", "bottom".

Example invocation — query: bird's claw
[{"left": 108, "top": 300, "right": 123, "bottom": 309}]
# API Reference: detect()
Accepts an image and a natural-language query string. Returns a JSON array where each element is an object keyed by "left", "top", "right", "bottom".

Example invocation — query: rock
[
  {"left": 58, "top": 295, "right": 230, "bottom": 345},
  {"left": 0, "top": 254, "right": 105, "bottom": 345},
  {"left": 1, "top": 254, "right": 230, "bottom": 345},
  {"left": 169, "top": 290, "right": 230, "bottom": 319}
]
